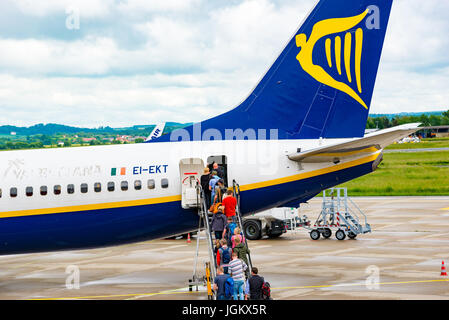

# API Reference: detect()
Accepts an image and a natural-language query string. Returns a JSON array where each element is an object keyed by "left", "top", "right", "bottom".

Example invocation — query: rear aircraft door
[
  {"left": 207, "top": 155, "right": 228, "bottom": 186},
  {"left": 179, "top": 158, "right": 205, "bottom": 209}
]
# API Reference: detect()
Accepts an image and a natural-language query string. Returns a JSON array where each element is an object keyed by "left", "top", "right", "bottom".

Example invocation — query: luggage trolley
[{"left": 307, "top": 188, "right": 371, "bottom": 240}]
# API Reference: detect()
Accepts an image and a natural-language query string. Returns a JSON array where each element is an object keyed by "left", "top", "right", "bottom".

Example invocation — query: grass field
[
  {"left": 338, "top": 150, "right": 449, "bottom": 196},
  {"left": 385, "top": 137, "right": 449, "bottom": 150}
]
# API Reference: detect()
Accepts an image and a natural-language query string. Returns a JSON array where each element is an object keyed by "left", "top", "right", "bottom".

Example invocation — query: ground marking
[
  {"left": 271, "top": 278, "right": 449, "bottom": 290},
  {"left": 30, "top": 279, "right": 449, "bottom": 300}
]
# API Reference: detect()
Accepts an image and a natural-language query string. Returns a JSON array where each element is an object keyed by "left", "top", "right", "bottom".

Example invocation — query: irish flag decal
[{"left": 111, "top": 167, "right": 126, "bottom": 176}]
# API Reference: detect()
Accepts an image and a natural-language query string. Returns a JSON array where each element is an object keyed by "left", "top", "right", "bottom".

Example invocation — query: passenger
[
  {"left": 214, "top": 239, "right": 221, "bottom": 257},
  {"left": 211, "top": 206, "right": 227, "bottom": 241},
  {"left": 222, "top": 188, "right": 229, "bottom": 201},
  {"left": 213, "top": 162, "right": 225, "bottom": 180},
  {"left": 231, "top": 227, "right": 245, "bottom": 249},
  {"left": 214, "top": 179, "right": 226, "bottom": 203},
  {"left": 229, "top": 252, "right": 247, "bottom": 300},
  {"left": 217, "top": 239, "right": 232, "bottom": 274},
  {"left": 207, "top": 162, "right": 214, "bottom": 173},
  {"left": 232, "top": 236, "right": 250, "bottom": 268},
  {"left": 223, "top": 216, "right": 237, "bottom": 247},
  {"left": 200, "top": 167, "right": 211, "bottom": 208},
  {"left": 247, "top": 267, "right": 265, "bottom": 300},
  {"left": 209, "top": 171, "right": 220, "bottom": 207},
  {"left": 222, "top": 189, "right": 237, "bottom": 220},
  {"left": 213, "top": 266, "right": 231, "bottom": 300}
]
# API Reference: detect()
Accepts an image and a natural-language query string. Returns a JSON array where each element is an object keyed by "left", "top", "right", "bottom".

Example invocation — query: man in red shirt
[{"left": 222, "top": 189, "right": 237, "bottom": 220}]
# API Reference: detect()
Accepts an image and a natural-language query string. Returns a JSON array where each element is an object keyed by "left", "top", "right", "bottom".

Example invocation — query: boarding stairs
[
  {"left": 325, "top": 188, "right": 371, "bottom": 235},
  {"left": 187, "top": 183, "right": 217, "bottom": 299},
  {"left": 232, "top": 180, "right": 253, "bottom": 273},
  {"left": 309, "top": 187, "right": 370, "bottom": 240}
]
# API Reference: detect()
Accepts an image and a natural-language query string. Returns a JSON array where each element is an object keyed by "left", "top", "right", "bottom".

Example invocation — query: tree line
[{"left": 366, "top": 110, "right": 449, "bottom": 130}]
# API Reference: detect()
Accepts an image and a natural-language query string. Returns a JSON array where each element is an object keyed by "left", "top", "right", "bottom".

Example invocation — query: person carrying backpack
[
  {"left": 248, "top": 267, "right": 265, "bottom": 300},
  {"left": 223, "top": 216, "right": 237, "bottom": 247},
  {"left": 213, "top": 266, "right": 231, "bottom": 300},
  {"left": 217, "top": 239, "right": 232, "bottom": 274}
]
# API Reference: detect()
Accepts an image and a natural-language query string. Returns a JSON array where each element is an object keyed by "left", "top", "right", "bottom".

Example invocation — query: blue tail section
[{"left": 151, "top": 0, "right": 393, "bottom": 142}]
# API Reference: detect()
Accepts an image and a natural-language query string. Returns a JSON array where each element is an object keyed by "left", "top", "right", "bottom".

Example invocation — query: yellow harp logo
[{"left": 296, "top": 10, "right": 369, "bottom": 109}]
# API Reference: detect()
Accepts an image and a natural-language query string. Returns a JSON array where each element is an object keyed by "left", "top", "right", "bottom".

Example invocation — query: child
[
  {"left": 231, "top": 227, "right": 245, "bottom": 249},
  {"left": 223, "top": 216, "right": 237, "bottom": 248}
]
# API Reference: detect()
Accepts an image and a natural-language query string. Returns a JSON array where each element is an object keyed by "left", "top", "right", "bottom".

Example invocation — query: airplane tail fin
[{"left": 151, "top": 0, "right": 393, "bottom": 142}]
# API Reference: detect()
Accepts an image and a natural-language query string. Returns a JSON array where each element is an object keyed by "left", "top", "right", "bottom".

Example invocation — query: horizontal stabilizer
[{"left": 288, "top": 123, "right": 421, "bottom": 163}]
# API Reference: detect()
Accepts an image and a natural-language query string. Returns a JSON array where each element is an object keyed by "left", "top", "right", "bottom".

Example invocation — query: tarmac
[{"left": 0, "top": 196, "right": 449, "bottom": 300}]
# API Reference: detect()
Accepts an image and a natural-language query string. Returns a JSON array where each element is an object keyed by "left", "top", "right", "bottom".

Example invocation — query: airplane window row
[{"left": 0, "top": 179, "right": 169, "bottom": 198}]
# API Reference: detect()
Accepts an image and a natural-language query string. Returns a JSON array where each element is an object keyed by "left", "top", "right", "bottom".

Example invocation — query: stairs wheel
[
  {"left": 310, "top": 230, "right": 320, "bottom": 240},
  {"left": 348, "top": 232, "right": 357, "bottom": 239},
  {"left": 323, "top": 228, "right": 332, "bottom": 239},
  {"left": 336, "top": 229, "right": 346, "bottom": 240}
]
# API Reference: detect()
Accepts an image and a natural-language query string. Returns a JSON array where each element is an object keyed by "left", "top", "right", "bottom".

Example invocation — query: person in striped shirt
[{"left": 229, "top": 252, "right": 248, "bottom": 300}]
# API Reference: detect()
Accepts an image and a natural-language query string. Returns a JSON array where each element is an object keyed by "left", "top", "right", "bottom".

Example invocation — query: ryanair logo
[{"left": 296, "top": 9, "right": 373, "bottom": 109}]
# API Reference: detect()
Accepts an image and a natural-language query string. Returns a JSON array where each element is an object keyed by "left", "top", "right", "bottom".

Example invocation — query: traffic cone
[
  {"left": 441, "top": 261, "right": 447, "bottom": 276},
  {"left": 187, "top": 233, "right": 191, "bottom": 244}
]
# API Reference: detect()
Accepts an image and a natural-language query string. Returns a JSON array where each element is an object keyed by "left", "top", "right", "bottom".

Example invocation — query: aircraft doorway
[
  {"left": 179, "top": 158, "right": 205, "bottom": 209},
  {"left": 207, "top": 155, "right": 228, "bottom": 187}
]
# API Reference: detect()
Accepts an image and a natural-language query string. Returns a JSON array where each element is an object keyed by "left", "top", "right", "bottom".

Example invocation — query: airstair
[
  {"left": 180, "top": 158, "right": 217, "bottom": 299},
  {"left": 188, "top": 183, "right": 217, "bottom": 299},
  {"left": 308, "top": 187, "right": 371, "bottom": 240},
  {"left": 182, "top": 165, "right": 254, "bottom": 298}
]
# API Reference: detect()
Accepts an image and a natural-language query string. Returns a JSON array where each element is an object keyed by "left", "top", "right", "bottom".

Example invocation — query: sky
[{"left": 0, "top": 0, "right": 447, "bottom": 128}]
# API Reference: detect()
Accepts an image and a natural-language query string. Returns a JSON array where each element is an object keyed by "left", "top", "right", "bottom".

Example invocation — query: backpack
[
  {"left": 220, "top": 247, "right": 231, "bottom": 264},
  {"left": 227, "top": 222, "right": 237, "bottom": 239},
  {"left": 224, "top": 277, "right": 234, "bottom": 299},
  {"left": 209, "top": 202, "right": 222, "bottom": 214},
  {"left": 261, "top": 282, "right": 271, "bottom": 300}
]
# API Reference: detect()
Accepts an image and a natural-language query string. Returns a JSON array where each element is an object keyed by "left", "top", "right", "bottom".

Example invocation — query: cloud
[
  {"left": 11, "top": 0, "right": 114, "bottom": 18},
  {"left": 0, "top": 0, "right": 446, "bottom": 127}
]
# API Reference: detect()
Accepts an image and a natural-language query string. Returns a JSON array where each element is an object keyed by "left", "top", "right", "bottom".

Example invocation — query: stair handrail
[
  {"left": 232, "top": 179, "right": 253, "bottom": 273},
  {"left": 196, "top": 183, "right": 217, "bottom": 281},
  {"left": 347, "top": 196, "right": 368, "bottom": 227}
]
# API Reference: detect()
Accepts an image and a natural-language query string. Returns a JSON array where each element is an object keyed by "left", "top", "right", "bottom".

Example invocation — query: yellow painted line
[
  {"left": 241, "top": 152, "right": 379, "bottom": 192},
  {"left": 30, "top": 288, "right": 196, "bottom": 300},
  {"left": 440, "top": 207, "right": 449, "bottom": 211},
  {"left": 0, "top": 195, "right": 182, "bottom": 219},
  {"left": 0, "top": 153, "right": 379, "bottom": 219},
  {"left": 32, "top": 278, "right": 449, "bottom": 300},
  {"left": 271, "top": 279, "right": 449, "bottom": 291}
]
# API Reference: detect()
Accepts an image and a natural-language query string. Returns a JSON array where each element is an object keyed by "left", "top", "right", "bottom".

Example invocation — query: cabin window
[
  {"left": 67, "top": 184, "right": 75, "bottom": 194},
  {"left": 26, "top": 186, "right": 33, "bottom": 197},
  {"left": 94, "top": 182, "right": 101, "bottom": 192},
  {"left": 134, "top": 180, "right": 142, "bottom": 190},
  {"left": 10, "top": 187, "right": 17, "bottom": 198},
  {"left": 161, "top": 178, "right": 169, "bottom": 189},
  {"left": 54, "top": 185, "right": 62, "bottom": 195},
  {"left": 121, "top": 181, "right": 128, "bottom": 191},
  {"left": 107, "top": 182, "right": 115, "bottom": 192},
  {"left": 81, "top": 183, "right": 88, "bottom": 193},
  {"left": 40, "top": 186, "right": 48, "bottom": 196},
  {"left": 147, "top": 179, "right": 155, "bottom": 190}
]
